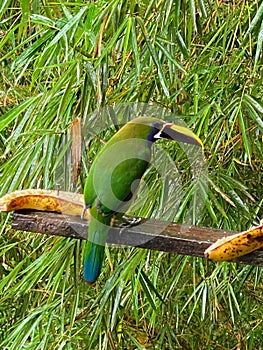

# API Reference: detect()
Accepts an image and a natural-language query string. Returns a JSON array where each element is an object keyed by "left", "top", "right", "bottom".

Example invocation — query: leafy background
[{"left": 0, "top": 0, "right": 263, "bottom": 349}]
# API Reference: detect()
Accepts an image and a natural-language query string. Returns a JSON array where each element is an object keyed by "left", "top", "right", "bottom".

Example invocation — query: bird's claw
[
  {"left": 95, "top": 199, "right": 103, "bottom": 214},
  {"left": 118, "top": 217, "right": 141, "bottom": 236},
  {"left": 118, "top": 215, "right": 142, "bottom": 228},
  {"left": 81, "top": 204, "right": 90, "bottom": 220}
]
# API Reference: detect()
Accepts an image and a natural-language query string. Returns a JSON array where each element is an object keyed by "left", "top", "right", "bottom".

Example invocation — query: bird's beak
[{"left": 154, "top": 123, "right": 203, "bottom": 148}]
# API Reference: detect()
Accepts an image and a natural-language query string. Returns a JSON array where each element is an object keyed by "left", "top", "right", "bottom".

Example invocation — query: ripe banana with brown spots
[
  {"left": 0, "top": 189, "right": 89, "bottom": 220},
  {"left": 205, "top": 220, "right": 263, "bottom": 261}
]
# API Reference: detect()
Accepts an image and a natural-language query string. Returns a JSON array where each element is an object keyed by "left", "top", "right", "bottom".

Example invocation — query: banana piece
[
  {"left": 0, "top": 189, "right": 89, "bottom": 220},
  {"left": 205, "top": 220, "right": 263, "bottom": 261}
]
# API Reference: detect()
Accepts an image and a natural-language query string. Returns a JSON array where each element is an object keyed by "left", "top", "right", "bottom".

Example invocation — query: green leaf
[{"left": 0, "top": 95, "right": 40, "bottom": 132}]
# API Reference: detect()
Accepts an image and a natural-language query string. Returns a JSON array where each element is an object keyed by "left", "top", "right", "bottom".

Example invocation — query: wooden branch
[{"left": 11, "top": 210, "right": 263, "bottom": 266}]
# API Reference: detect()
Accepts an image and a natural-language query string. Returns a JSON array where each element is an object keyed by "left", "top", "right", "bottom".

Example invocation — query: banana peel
[
  {"left": 0, "top": 189, "right": 89, "bottom": 220},
  {"left": 205, "top": 220, "right": 263, "bottom": 261}
]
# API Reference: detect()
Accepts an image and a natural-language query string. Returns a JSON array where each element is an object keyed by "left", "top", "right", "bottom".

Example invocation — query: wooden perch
[{"left": 11, "top": 210, "right": 263, "bottom": 267}]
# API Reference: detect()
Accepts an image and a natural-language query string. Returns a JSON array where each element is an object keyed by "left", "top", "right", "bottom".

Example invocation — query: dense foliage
[{"left": 0, "top": 1, "right": 263, "bottom": 349}]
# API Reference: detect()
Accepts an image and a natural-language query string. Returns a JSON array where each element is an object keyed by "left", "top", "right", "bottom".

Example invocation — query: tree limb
[{"left": 11, "top": 210, "right": 263, "bottom": 266}]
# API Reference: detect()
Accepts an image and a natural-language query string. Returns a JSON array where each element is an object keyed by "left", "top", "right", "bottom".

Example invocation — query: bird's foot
[
  {"left": 81, "top": 204, "right": 90, "bottom": 220},
  {"left": 95, "top": 199, "right": 114, "bottom": 217},
  {"left": 118, "top": 215, "right": 142, "bottom": 228},
  {"left": 95, "top": 199, "right": 103, "bottom": 214}
]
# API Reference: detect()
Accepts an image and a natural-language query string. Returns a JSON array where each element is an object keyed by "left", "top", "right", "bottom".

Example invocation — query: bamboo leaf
[
  {"left": 0, "top": 95, "right": 41, "bottom": 132},
  {"left": 244, "top": 2, "right": 263, "bottom": 38}
]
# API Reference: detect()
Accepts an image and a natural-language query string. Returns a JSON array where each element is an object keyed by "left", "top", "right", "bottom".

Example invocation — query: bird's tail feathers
[{"left": 84, "top": 213, "right": 111, "bottom": 285}]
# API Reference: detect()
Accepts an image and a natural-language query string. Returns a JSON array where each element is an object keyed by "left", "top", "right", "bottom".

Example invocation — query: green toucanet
[{"left": 83, "top": 116, "right": 203, "bottom": 284}]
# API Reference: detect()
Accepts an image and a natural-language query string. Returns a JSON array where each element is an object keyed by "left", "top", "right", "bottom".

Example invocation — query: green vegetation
[{"left": 0, "top": 1, "right": 263, "bottom": 348}]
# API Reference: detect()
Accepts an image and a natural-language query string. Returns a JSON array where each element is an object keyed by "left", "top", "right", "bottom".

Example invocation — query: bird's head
[
  {"left": 128, "top": 117, "right": 203, "bottom": 149},
  {"left": 152, "top": 121, "right": 203, "bottom": 148}
]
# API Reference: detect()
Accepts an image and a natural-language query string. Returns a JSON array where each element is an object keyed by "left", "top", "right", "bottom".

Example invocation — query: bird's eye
[
  {"left": 147, "top": 122, "right": 164, "bottom": 143},
  {"left": 151, "top": 122, "right": 162, "bottom": 131}
]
